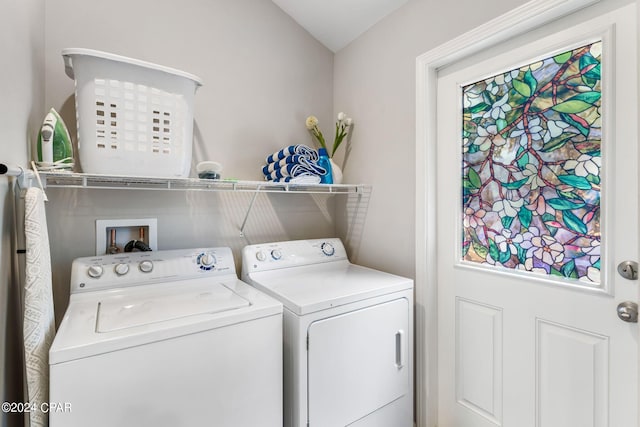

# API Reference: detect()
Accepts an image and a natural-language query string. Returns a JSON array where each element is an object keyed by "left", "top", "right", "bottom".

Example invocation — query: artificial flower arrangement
[{"left": 305, "top": 112, "right": 353, "bottom": 158}]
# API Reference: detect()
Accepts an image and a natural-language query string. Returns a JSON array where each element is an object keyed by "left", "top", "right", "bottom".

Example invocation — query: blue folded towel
[
  {"left": 265, "top": 145, "right": 318, "bottom": 164},
  {"left": 262, "top": 156, "right": 326, "bottom": 176},
  {"left": 262, "top": 144, "right": 328, "bottom": 183},
  {"left": 265, "top": 162, "right": 327, "bottom": 180}
]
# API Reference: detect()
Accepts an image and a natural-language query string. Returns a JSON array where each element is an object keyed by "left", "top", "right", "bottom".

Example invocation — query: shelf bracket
[{"left": 239, "top": 185, "right": 262, "bottom": 237}]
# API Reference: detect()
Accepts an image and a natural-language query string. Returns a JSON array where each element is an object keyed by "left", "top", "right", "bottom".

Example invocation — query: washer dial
[
  {"left": 321, "top": 242, "right": 335, "bottom": 256},
  {"left": 114, "top": 263, "right": 130, "bottom": 276},
  {"left": 87, "top": 264, "right": 104, "bottom": 278},
  {"left": 197, "top": 252, "right": 217, "bottom": 270},
  {"left": 139, "top": 260, "right": 154, "bottom": 273}
]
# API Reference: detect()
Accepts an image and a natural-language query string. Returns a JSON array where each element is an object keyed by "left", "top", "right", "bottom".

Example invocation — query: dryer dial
[
  {"left": 255, "top": 251, "right": 266, "bottom": 261},
  {"left": 271, "top": 249, "right": 283, "bottom": 260}
]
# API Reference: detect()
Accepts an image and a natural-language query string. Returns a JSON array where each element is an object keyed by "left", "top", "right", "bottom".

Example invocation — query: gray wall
[{"left": 1, "top": 0, "right": 45, "bottom": 425}]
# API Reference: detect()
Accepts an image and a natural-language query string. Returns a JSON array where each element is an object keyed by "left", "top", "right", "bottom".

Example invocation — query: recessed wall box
[{"left": 95, "top": 218, "right": 158, "bottom": 255}]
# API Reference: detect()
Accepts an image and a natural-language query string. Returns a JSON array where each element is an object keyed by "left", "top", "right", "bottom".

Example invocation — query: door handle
[
  {"left": 617, "top": 301, "right": 638, "bottom": 323},
  {"left": 395, "top": 330, "right": 405, "bottom": 369},
  {"left": 617, "top": 261, "right": 638, "bottom": 280}
]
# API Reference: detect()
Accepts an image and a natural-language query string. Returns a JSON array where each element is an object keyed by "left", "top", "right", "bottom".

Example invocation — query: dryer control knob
[
  {"left": 271, "top": 249, "right": 283, "bottom": 260},
  {"left": 87, "top": 264, "right": 103, "bottom": 278},
  {"left": 114, "top": 263, "right": 130, "bottom": 276},
  {"left": 256, "top": 251, "right": 266, "bottom": 261},
  {"left": 321, "top": 242, "right": 335, "bottom": 256},
  {"left": 139, "top": 260, "right": 154, "bottom": 273}
]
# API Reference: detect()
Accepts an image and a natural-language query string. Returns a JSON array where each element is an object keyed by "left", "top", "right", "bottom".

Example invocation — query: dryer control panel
[
  {"left": 242, "top": 238, "right": 349, "bottom": 274},
  {"left": 70, "top": 247, "right": 236, "bottom": 293}
]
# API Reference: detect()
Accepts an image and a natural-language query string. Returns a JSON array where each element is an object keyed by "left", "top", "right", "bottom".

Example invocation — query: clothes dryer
[
  {"left": 50, "top": 247, "right": 282, "bottom": 427},
  {"left": 242, "top": 238, "right": 413, "bottom": 427}
]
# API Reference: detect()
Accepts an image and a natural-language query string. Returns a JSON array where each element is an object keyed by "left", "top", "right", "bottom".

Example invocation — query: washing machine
[
  {"left": 49, "top": 247, "right": 283, "bottom": 427},
  {"left": 241, "top": 238, "right": 414, "bottom": 427}
]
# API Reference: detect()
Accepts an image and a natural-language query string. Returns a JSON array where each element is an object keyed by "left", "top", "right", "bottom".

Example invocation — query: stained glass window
[{"left": 461, "top": 41, "right": 602, "bottom": 283}]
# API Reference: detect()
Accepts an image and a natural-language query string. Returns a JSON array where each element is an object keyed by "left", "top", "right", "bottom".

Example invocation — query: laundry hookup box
[{"left": 62, "top": 48, "right": 203, "bottom": 177}]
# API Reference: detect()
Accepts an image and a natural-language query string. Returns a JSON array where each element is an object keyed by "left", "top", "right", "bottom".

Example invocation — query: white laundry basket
[{"left": 62, "top": 48, "right": 203, "bottom": 177}]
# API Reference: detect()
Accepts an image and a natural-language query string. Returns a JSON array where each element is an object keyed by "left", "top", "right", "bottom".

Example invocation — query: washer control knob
[
  {"left": 321, "top": 242, "right": 335, "bottom": 256},
  {"left": 139, "top": 260, "right": 154, "bottom": 273},
  {"left": 271, "top": 249, "right": 283, "bottom": 260},
  {"left": 198, "top": 252, "right": 216, "bottom": 270},
  {"left": 256, "top": 251, "right": 266, "bottom": 261},
  {"left": 114, "top": 263, "right": 130, "bottom": 276},
  {"left": 87, "top": 264, "right": 104, "bottom": 278}
]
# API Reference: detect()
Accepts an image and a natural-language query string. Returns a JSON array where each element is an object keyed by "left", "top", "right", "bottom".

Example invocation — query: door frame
[{"left": 414, "top": 1, "right": 604, "bottom": 426}]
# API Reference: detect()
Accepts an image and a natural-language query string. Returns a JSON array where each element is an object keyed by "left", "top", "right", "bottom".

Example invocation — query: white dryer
[
  {"left": 241, "top": 238, "right": 413, "bottom": 427},
  {"left": 49, "top": 247, "right": 283, "bottom": 427}
]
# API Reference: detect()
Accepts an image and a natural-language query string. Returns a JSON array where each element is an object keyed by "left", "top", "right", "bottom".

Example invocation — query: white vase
[{"left": 330, "top": 158, "right": 343, "bottom": 184}]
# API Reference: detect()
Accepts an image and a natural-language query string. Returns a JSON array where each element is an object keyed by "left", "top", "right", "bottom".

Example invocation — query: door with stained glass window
[{"left": 436, "top": 4, "right": 637, "bottom": 427}]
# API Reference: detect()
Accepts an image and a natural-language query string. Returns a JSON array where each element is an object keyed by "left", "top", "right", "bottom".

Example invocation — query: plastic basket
[{"left": 62, "top": 48, "right": 203, "bottom": 177}]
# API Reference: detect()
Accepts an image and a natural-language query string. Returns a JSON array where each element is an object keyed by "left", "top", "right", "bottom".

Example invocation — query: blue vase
[{"left": 317, "top": 148, "right": 333, "bottom": 184}]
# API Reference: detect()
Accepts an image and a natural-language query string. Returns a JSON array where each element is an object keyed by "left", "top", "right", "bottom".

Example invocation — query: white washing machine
[
  {"left": 49, "top": 247, "right": 283, "bottom": 427},
  {"left": 241, "top": 238, "right": 414, "bottom": 427}
]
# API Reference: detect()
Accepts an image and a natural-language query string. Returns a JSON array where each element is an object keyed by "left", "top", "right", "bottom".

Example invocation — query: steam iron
[{"left": 36, "top": 108, "right": 74, "bottom": 171}]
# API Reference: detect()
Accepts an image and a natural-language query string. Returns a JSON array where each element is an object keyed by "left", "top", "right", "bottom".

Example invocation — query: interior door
[
  {"left": 307, "top": 298, "right": 409, "bottom": 426},
  {"left": 436, "top": 4, "right": 638, "bottom": 426}
]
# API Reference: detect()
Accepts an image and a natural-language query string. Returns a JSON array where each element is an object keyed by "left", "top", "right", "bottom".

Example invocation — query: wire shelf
[{"left": 39, "top": 172, "right": 368, "bottom": 194}]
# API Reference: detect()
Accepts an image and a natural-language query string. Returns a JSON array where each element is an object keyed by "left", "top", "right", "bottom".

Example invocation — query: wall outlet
[{"left": 96, "top": 218, "right": 158, "bottom": 255}]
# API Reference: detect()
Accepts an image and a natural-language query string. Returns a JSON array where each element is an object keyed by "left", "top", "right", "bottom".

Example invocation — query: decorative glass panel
[{"left": 461, "top": 42, "right": 602, "bottom": 283}]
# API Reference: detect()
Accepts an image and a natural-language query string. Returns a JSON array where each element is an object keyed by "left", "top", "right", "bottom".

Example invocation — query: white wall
[
  {"left": 1, "top": 0, "right": 45, "bottom": 425},
  {"left": 45, "top": 0, "right": 334, "bottom": 179},
  {"left": 43, "top": 0, "right": 342, "bottom": 323},
  {"left": 333, "top": 0, "right": 529, "bottom": 276}
]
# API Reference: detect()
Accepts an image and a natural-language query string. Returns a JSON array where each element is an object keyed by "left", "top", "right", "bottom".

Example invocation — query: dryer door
[{"left": 307, "top": 298, "right": 409, "bottom": 426}]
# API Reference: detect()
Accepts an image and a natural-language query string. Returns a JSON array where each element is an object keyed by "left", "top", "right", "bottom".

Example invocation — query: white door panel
[
  {"left": 436, "top": 4, "right": 637, "bottom": 426},
  {"left": 307, "top": 298, "right": 409, "bottom": 426}
]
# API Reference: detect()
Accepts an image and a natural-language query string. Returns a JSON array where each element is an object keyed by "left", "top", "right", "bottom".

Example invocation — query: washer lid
[
  {"left": 96, "top": 282, "right": 249, "bottom": 332},
  {"left": 50, "top": 278, "right": 282, "bottom": 364},
  {"left": 245, "top": 262, "right": 413, "bottom": 315}
]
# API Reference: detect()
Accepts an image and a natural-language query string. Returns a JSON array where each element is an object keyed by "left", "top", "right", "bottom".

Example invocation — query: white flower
[
  {"left": 463, "top": 87, "right": 483, "bottom": 108},
  {"left": 463, "top": 207, "right": 486, "bottom": 229},
  {"left": 544, "top": 120, "right": 570, "bottom": 141},
  {"left": 495, "top": 229, "right": 524, "bottom": 254},
  {"left": 492, "top": 197, "right": 524, "bottom": 218},
  {"left": 564, "top": 154, "right": 601, "bottom": 177},
  {"left": 530, "top": 235, "right": 565, "bottom": 265},
  {"left": 305, "top": 115, "right": 318, "bottom": 130},
  {"left": 582, "top": 239, "right": 600, "bottom": 264},
  {"left": 586, "top": 266, "right": 600, "bottom": 283},
  {"left": 510, "top": 117, "right": 544, "bottom": 147},
  {"left": 522, "top": 163, "right": 546, "bottom": 190},
  {"left": 493, "top": 69, "right": 520, "bottom": 85},
  {"left": 337, "top": 112, "right": 346, "bottom": 121},
  {"left": 344, "top": 117, "right": 353, "bottom": 126},
  {"left": 483, "top": 93, "right": 512, "bottom": 120},
  {"left": 520, "top": 258, "right": 549, "bottom": 275}
]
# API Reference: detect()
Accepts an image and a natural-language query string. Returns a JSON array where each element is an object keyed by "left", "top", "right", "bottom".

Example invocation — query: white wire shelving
[
  {"left": 36, "top": 171, "right": 371, "bottom": 237},
  {"left": 38, "top": 171, "right": 367, "bottom": 195}
]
